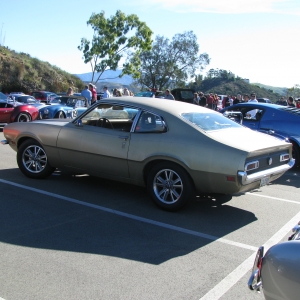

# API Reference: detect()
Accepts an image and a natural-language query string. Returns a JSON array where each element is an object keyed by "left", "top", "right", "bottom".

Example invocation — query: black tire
[
  {"left": 17, "top": 139, "right": 55, "bottom": 179},
  {"left": 16, "top": 112, "right": 31, "bottom": 122},
  {"left": 55, "top": 111, "right": 65, "bottom": 119},
  {"left": 146, "top": 162, "right": 193, "bottom": 211},
  {"left": 292, "top": 142, "right": 300, "bottom": 167}
]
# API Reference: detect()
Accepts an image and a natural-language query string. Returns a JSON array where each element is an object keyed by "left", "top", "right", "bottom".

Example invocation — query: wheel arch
[{"left": 143, "top": 158, "right": 196, "bottom": 189}]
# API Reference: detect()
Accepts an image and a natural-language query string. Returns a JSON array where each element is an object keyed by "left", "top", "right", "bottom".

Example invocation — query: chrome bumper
[
  {"left": 238, "top": 159, "right": 295, "bottom": 185},
  {"left": 1, "top": 139, "right": 8, "bottom": 145}
]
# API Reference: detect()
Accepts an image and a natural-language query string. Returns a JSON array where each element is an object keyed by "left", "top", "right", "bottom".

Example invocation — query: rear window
[{"left": 181, "top": 112, "right": 241, "bottom": 131}]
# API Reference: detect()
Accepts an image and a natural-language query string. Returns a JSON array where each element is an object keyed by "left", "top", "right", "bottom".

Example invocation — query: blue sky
[{"left": 1, "top": 0, "right": 299, "bottom": 88}]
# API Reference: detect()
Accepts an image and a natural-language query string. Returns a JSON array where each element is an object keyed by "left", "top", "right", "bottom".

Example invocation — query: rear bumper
[{"left": 238, "top": 159, "right": 295, "bottom": 185}]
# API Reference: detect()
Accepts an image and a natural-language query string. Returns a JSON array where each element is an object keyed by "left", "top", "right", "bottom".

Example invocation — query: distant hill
[
  {"left": 252, "top": 83, "right": 287, "bottom": 96},
  {"left": 0, "top": 46, "right": 84, "bottom": 94},
  {"left": 198, "top": 78, "right": 283, "bottom": 102}
]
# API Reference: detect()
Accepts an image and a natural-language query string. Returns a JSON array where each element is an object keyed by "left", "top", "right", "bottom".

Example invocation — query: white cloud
[{"left": 130, "top": 0, "right": 300, "bottom": 15}]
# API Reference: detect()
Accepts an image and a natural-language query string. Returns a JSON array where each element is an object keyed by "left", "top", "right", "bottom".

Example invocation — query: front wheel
[
  {"left": 16, "top": 112, "right": 31, "bottom": 122},
  {"left": 17, "top": 139, "right": 55, "bottom": 179},
  {"left": 146, "top": 162, "right": 193, "bottom": 211},
  {"left": 55, "top": 111, "right": 65, "bottom": 119}
]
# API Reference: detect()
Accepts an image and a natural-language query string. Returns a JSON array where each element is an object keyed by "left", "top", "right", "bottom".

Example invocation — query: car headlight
[{"left": 43, "top": 109, "right": 49, "bottom": 114}]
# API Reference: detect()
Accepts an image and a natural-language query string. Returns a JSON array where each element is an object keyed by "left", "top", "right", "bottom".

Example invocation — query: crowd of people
[
  {"left": 191, "top": 92, "right": 300, "bottom": 110},
  {"left": 69, "top": 84, "right": 300, "bottom": 109}
]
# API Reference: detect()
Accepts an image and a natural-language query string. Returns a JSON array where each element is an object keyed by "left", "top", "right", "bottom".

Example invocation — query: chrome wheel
[
  {"left": 17, "top": 139, "right": 55, "bottom": 179},
  {"left": 17, "top": 113, "right": 31, "bottom": 122},
  {"left": 153, "top": 168, "right": 183, "bottom": 204},
  {"left": 147, "top": 162, "right": 192, "bottom": 211},
  {"left": 22, "top": 144, "right": 48, "bottom": 173}
]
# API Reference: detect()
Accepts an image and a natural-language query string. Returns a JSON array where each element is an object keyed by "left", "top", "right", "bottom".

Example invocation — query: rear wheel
[
  {"left": 147, "top": 162, "right": 193, "bottom": 211},
  {"left": 17, "top": 139, "right": 55, "bottom": 179},
  {"left": 16, "top": 112, "right": 31, "bottom": 122}
]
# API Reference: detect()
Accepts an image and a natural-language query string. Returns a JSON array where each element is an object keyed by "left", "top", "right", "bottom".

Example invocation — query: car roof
[{"left": 97, "top": 96, "right": 216, "bottom": 116}]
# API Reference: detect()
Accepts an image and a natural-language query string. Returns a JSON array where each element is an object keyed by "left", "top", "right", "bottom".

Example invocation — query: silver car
[{"left": 1, "top": 97, "right": 294, "bottom": 211}]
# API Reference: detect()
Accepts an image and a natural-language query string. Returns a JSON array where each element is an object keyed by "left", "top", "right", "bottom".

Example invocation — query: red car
[
  {"left": 0, "top": 100, "right": 39, "bottom": 124},
  {"left": 31, "top": 91, "right": 58, "bottom": 104}
]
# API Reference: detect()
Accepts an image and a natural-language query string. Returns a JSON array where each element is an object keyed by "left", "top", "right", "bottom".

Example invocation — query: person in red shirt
[
  {"left": 206, "top": 93, "right": 214, "bottom": 109},
  {"left": 89, "top": 83, "right": 97, "bottom": 104},
  {"left": 296, "top": 99, "right": 300, "bottom": 108}
]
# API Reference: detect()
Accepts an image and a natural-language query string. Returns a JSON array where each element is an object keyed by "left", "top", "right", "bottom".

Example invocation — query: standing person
[
  {"left": 244, "top": 93, "right": 257, "bottom": 118},
  {"left": 222, "top": 96, "right": 231, "bottom": 108},
  {"left": 89, "top": 83, "right": 97, "bottom": 104},
  {"left": 206, "top": 93, "right": 214, "bottom": 109},
  {"left": 213, "top": 94, "right": 219, "bottom": 110},
  {"left": 112, "top": 88, "right": 118, "bottom": 97},
  {"left": 81, "top": 85, "right": 92, "bottom": 106},
  {"left": 164, "top": 89, "right": 175, "bottom": 100},
  {"left": 287, "top": 96, "right": 295, "bottom": 107},
  {"left": 296, "top": 99, "right": 300, "bottom": 108},
  {"left": 198, "top": 92, "right": 206, "bottom": 107},
  {"left": 67, "top": 87, "right": 73, "bottom": 96},
  {"left": 276, "top": 97, "right": 288, "bottom": 106},
  {"left": 123, "top": 88, "right": 130, "bottom": 96},
  {"left": 249, "top": 93, "right": 258, "bottom": 103},
  {"left": 233, "top": 94, "right": 242, "bottom": 104},
  {"left": 102, "top": 86, "right": 111, "bottom": 99},
  {"left": 116, "top": 90, "right": 122, "bottom": 97},
  {"left": 192, "top": 93, "right": 199, "bottom": 105}
]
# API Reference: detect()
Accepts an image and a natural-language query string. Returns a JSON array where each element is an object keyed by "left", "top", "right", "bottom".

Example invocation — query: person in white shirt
[
  {"left": 102, "top": 86, "right": 111, "bottom": 99},
  {"left": 245, "top": 93, "right": 258, "bottom": 118}
]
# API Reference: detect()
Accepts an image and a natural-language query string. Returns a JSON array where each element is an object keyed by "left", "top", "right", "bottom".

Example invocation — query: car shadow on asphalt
[{"left": 0, "top": 168, "right": 258, "bottom": 265}]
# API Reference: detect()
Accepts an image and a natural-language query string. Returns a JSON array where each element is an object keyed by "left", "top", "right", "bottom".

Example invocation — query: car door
[
  {"left": 0, "top": 103, "right": 14, "bottom": 123},
  {"left": 56, "top": 104, "right": 136, "bottom": 178}
]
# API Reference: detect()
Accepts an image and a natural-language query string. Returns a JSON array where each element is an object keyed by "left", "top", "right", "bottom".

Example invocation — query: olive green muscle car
[{"left": 1, "top": 97, "right": 295, "bottom": 211}]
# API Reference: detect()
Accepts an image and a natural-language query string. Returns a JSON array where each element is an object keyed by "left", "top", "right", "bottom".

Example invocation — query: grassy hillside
[
  {"left": 198, "top": 78, "right": 283, "bottom": 102},
  {"left": 0, "top": 46, "right": 84, "bottom": 94}
]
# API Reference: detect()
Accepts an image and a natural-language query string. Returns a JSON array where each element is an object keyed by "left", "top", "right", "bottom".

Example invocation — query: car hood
[
  {"left": 208, "top": 127, "right": 290, "bottom": 154},
  {"left": 33, "top": 119, "right": 71, "bottom": 125}
]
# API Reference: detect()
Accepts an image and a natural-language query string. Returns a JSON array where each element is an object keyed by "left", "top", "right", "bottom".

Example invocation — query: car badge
[{"left": 268, "top": 158, "right": 272, "bottom": 165}]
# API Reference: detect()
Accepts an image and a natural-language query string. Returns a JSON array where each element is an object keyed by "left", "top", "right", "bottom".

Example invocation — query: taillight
[{"left": 245, "top": 161, "right": 259, "bottom": 171}]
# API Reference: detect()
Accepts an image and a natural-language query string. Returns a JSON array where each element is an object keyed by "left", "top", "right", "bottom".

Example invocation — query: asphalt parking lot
[{"left": 1, "top": 127, "right": 300, "bottom": 300}]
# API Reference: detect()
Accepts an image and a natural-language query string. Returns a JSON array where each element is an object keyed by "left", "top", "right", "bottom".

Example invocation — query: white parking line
[
  {"left": 246, "top": 192, "right": 300, "bottom": 205},
  {"left": 0, "top": 178, "right": 256, "bottom": 251},
  {"left": 199, "top": 209, "right": 300, "bottom": 299}
]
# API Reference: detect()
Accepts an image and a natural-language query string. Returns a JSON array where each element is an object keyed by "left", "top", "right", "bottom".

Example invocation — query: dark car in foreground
[
  {"left": 220, "top": 103, "right": 300, "bottom": 167},
  {"left": 39, "top": 95, "right": 87, "bottom": 119},
  {"left": 0, "top": 100, "right": 39, "bottom": 124},
  {"left": 1, "top": 97, "right": 294, "bottom": 211}
]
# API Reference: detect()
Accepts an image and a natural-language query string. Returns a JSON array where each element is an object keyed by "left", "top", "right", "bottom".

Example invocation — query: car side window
[
  {"left": 80, "top": 104, "right": 139, "bottom": 132},
  {"left": 134, "top": 111, "right": 167, "bottom": 133}
]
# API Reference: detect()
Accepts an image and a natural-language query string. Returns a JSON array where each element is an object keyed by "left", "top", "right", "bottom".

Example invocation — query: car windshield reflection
[{"left": 181, "top": 112, "right": 242, "bottom": 131}]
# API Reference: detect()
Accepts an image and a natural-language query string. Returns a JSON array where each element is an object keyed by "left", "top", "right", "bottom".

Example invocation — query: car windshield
[
  {"left": 0, "top": 92, "right": 7, "bottom": 100},
  {"left": 51, "top": 97, "right": 68, "bottom": 104},
  {"left": 181, "top": 112, "right": 241, "bottom": 131},
  {"left": 17, "top": 96, "right": 38, "bottom": 103}
]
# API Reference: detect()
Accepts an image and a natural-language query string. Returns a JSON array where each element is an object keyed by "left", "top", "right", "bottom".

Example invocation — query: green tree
[
  {"left": 134, "top": 31, "right": 209, "bottom": 90},
  {"left": 78, "top": 10, "right": 153, "bottom": 84}
]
